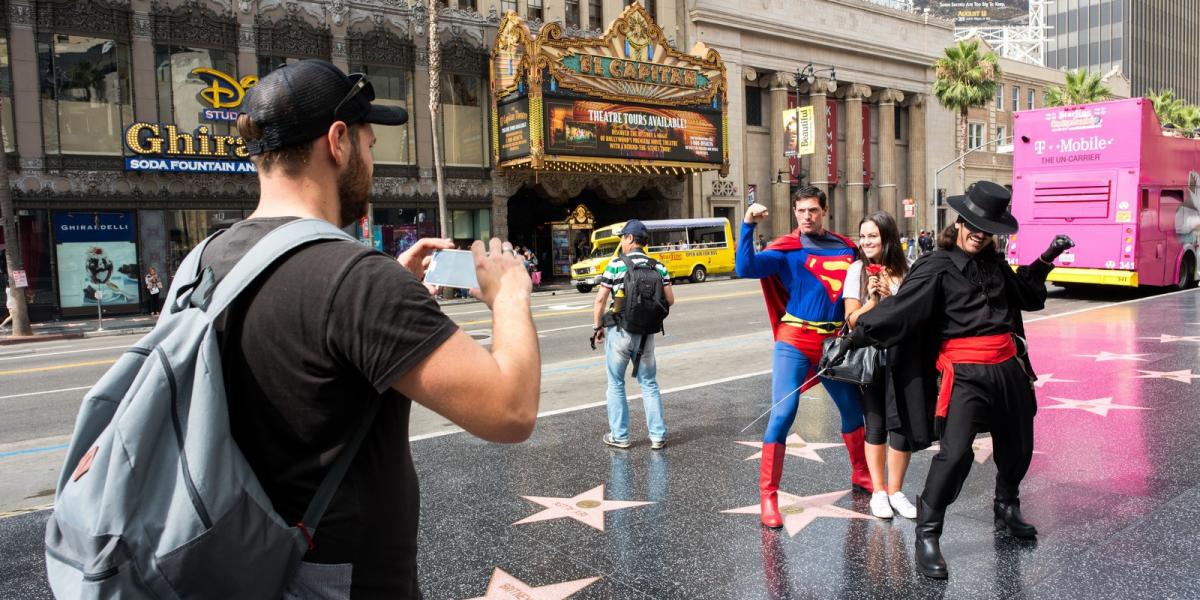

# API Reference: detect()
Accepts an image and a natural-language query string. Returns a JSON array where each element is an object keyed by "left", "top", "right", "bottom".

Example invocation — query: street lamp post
[
  {"left": 787, "top": 63, "right": 836, "bottom": 187},
  {"left": 930, "top": 134, "right": 1014, "bottom": 231}
]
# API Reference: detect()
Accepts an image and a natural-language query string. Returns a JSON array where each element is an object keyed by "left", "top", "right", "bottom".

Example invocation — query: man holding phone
[{"left": 202, "top": 60, "right": 540, "bottom": 598}]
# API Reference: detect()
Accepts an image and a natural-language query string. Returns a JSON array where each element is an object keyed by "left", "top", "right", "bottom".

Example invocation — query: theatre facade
[
  {"left": 489, "top": 4, "right": 727, "bottom": 275},
  {"left": 0, "top": 0, "right": 498, "bottom": 319}
]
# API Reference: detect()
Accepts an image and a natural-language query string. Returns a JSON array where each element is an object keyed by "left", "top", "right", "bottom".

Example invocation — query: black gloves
[
  {"left": 819, "top": 336, "right": 854, "bottom": 371},
  {"left": 1040, "top": 235, "right": 1075, "bottom": 263}
]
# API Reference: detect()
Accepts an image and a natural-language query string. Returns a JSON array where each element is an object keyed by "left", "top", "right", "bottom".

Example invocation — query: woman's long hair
[{"left": 857, "top": 211, "right": 908, "bottom": 298}]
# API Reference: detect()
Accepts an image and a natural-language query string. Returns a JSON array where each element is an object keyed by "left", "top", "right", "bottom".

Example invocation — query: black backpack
[{"left": 618, "top": 250, "right": 669, "bottom": 335}]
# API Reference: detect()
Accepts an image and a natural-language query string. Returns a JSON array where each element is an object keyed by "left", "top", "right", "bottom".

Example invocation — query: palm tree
[
  {"left": 1177, "top": 104, "right": 1200, "bottom": 136},
  {"left": 1, "top": 103, "right": 32, "bottom": 337},
  {"left": 1146, "top": 88, "right": 1185, "bottom": 127},
  {"left": 932, "top": 39, "right": 1001, "bottom": 191},
  {"left": 426, "top": 0, "right": 448, "bottom": 245},
  {"left": 1045, "top": 69, "right": 1113, "bottom": 107}
]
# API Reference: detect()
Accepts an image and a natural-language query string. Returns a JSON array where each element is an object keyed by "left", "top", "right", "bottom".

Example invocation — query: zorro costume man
[
  {"left": 736, "top": 189, "right": 872, "bottom": 529},
  {"left": 833, "top": 181, "right": 1074, "bottom": 579}
]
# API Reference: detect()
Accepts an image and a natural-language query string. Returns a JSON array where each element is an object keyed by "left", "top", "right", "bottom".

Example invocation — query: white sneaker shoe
[
  {"left": 870, "top": 491, "right": 894, "bottom": 519},
  {"left": 889, "top": 491, "right": 917, "bottom": 519}
]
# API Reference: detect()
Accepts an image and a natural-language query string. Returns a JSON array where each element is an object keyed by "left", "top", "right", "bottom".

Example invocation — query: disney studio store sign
[{"left": 123, "top": 67, "right": 258, "bottom": 173}]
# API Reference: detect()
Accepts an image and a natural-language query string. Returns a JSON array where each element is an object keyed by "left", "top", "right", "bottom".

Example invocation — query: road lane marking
[
  {"left": 0, "top": 344, "right": 130, "bottom": 362},
  {"left": 455, "top": 290, "right": 760, "bottom": 326},
  {"left": 0, "top": 359, "right": 116, "bottom": 376},
  {"left": 0, "top": 442, "right": 69, "bottom": 459},
  {"left": 0, "top": 386, "right": 92, "bottom": 401},
  {"left": 1026, "top": 287, "right": 1198, "bottom": 323}
]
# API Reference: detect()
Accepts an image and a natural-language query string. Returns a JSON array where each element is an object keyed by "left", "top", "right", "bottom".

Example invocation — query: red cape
[{"left": 760, "top": 228, "right": 858, "bottom": 339}]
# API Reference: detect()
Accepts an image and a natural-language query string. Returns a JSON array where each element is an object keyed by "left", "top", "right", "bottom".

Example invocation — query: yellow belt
[{"left": 779, "top": 315, "right": 843, "bottom": 334}]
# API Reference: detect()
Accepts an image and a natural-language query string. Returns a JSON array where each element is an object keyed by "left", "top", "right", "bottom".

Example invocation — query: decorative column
[
  {"left": 130, "top": 11, "right": 157, "bottom": 122},
  {"left": 768, "top": 71, "right": 792, "bottom": 238},
  {"left": 841, "top": 84, "right": 872, "bottom": 234},
  {"left": 907, "top": 94, "right": 928, "bottom": 233},
  {"left": 806, "top": 77, "right": 835, "bottom": 204},
  {"left": 237, "top": 23, "right": 257, "bottom": 80},
  {"left": 8, "top": 0, "right": 44, "bottom": 167},
  {"left": 873, "top": 89, "right": 904, "bottom": 220}
]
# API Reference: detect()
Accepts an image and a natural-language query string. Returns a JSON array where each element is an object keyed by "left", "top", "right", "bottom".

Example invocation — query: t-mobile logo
[{"left": 1034, "top": 140, "right": 1046, "bottom": 155}]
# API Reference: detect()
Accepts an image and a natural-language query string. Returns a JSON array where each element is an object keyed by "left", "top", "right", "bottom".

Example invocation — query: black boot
[
  {"left": 994, "top": 498, "right": 1037, "bottom": 538},
  {"left": 914, "top": 495, "right": 948, "bottom": 579}
]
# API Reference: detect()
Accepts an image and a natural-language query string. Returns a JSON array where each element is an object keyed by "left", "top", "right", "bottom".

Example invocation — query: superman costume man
[{"left": 735, "top": 187, "right": 871, "bottom": 529}]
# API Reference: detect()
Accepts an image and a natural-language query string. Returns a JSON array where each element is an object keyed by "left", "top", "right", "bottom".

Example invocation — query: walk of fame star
[
  {"left": 514, "top": 485, "right": 653, "bottom": 531},
  {"left": 1134, "top": 369, "right": 1200, "bottom": 383},
  {"left": 1044, "top": 396, "right": 1150, "bottom": 416},
  {"left": 465, "top": 568, "right": 600, "bottom": 600},
  {"left": 1034, "top": 373, "right": 1077, "bottom": 388},
  {"left": 1073, "top": 351, "right": 1150, "bottom": 362},
  {"left": 737, "top": 434, "right": 844, "bottom": 462},
  {"left": 1139, "top": 334, "right": 1200, "bottom": 343},
  {"left": 722, "top": 490, "right": 870, "bottom": 536},
  {"left": 926, "top": 436, "right": 1045, "bottom": 463}
]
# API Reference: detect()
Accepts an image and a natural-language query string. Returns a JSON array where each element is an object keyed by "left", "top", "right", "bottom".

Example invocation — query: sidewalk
[{"left": 0, "top": 313, "right": 156, "bottom": 346}]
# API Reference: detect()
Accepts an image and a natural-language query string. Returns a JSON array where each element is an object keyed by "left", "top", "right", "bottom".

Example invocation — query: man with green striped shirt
[{"left": 591, "top": 220, "right": 675, "bottom": 449}]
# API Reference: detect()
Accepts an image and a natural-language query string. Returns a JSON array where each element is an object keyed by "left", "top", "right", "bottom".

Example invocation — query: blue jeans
[{"left": 605, "top": 326, "right": 667, "bottom": 442}]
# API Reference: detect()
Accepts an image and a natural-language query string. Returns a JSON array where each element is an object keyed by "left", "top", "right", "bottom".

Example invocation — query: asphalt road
[{"left": 0, "top": 276, "right": 1169, "bottom": 514}]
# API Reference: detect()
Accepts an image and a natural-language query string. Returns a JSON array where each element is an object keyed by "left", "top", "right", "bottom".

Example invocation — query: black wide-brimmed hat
[{"left": 947, "top": 181, "right": 1018, "bottom": 235}]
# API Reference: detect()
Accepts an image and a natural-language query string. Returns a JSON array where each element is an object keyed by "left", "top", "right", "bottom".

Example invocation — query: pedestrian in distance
[
  {"left": 182, "top": 60, "right": 542, "bottom": 597},
  {"left": 591, "top": 219, "right": 674, "bottom": 450},
  {"left": 144, "top": 266, "right": 163, "bottom": 316},
  {"left": 832, "top": 181, "right": 1074, "bottom": 580},
  {"left": 736, "top": 186, "right": 872, "bottom": 530},
  {"left": 843, "top": 211, "right": 916, "bottom": 520}
]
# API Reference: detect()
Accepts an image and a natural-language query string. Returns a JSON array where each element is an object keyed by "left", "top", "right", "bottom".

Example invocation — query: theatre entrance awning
[{"left": 490, "top": 4, "right": 729, "bottom": 177}]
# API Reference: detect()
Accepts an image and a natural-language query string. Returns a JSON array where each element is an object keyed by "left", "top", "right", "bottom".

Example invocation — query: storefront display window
[
  {"left": 451, "top": 209, "right": 491, "bottom": 244},
  {"left": 164, "top": 210, "right": 246, "bottom": 278},
  {"left": 155, "top": 45, "right": 238, "bottom": 135},
  {"left": 440, "top": 73, "right": 487, "bottom": 167},
  {"left": 373, "top": 208, "right": 438, "bottom": 256},
  {"left": 38, "top": 34, "right": 133, "bottom": 155},
  {"left": 1, "top": 37, "right": 15, "bottom": 152},
  {"left": 352, "top": 64, "right": 415, "bottom": 165},
  {"left": 0, "top": 211, "right": 55, "bottom": 318},
  {"left": 53, "top": 211, "right": 140, "bottom": 315}
]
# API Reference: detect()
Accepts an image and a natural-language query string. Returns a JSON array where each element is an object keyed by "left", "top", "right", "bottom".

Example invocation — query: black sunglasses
[
  {"left": 332, "top": 73, "right": 375, "bottom": 120},
  {"left": 957, "top": 218, "right": 993, "bottom": 236}
]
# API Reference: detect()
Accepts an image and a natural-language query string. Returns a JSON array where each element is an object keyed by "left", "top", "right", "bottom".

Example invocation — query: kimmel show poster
[{"left": 544, "top": 98, "right": 722, "bottom": 164}]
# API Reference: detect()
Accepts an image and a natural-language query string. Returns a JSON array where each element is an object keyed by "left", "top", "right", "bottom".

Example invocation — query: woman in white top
[{"left": 844, "top": 211, "right": 915, "bottom": 520}]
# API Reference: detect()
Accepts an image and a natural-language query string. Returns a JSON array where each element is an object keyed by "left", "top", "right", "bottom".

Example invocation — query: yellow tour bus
[{"left": 570, "top": 218, "right": 736, "bottom": 293}]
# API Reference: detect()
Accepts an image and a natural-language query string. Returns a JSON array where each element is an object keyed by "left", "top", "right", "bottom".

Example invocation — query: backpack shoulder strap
[{"left": 205, "top": 218, "right": 356, "bottom": 317}]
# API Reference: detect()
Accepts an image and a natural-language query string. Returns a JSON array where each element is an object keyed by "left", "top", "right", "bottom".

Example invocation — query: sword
[{"left": 739, "top": 367, "right": 829, "bottom": 434}]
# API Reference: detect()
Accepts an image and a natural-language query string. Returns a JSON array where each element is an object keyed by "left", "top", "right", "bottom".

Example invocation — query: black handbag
[{"left": 819, "top": 326, "right": 882, "bottom": 386}]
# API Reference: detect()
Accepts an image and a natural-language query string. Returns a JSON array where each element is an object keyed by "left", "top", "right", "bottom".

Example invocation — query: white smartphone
[{"left": 423, "top": 249, "right": 480, "bottom": 290}]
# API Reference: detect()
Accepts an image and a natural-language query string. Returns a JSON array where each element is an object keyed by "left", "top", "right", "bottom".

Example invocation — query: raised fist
[
  {"left": 1040, "top": 234, "right": 1076, "bottom": 263},
  {"left": 744, "top": 203, "right": 769, "bottom": 224}
]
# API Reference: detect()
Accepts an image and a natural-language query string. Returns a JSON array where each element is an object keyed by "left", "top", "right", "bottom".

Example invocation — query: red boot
[
  {"left": 759, "top": 442, "right": 785, "bottom": 528},
  {"left": 842, "top": 428, "right": 874, "bottom": 493}
]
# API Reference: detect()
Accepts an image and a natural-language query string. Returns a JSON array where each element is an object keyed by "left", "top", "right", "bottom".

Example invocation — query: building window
[
  {"left": 527, "top": 0, "right": 543, "bottom": 21},
  {"left": 452, "top": 209, "right": 491, "bottom": 243},
  {"left": 566, "top": 0, "right": 580, "bottom": 28},
  {"left": 459, "top": 0, "right": 477, "bottom": 10},
  {"left": 968, "top": 121, "right": 984, "bottom": 149},
  {"left": 1027, "top": 88, "right": 1036, "bottom": 110},
  {"left": 257, "top": 55, "right": 294, "bottom": 75},
  {"left": 994, "top": 125, "right": 1007, "bottom": 145},
  {"left": 1, "top": 36, "right": 15, "bottom": 152},
  {"left": 625, "top": 0, "right": 657, "bottom": 20},
  {"left": 352, "top": 64, "right": 415, "bottom": 165},
  {"left": 501, "top": 0, "right": 517, "bottom": 15},
  {"left": 440, "top": 73, "right": 487, "bottom": 167},
  {"left": 588, "top": 0, "right": 603, "bottom": 30},
  {"left": 995, "top": 85, "right": 1004, "bottom": 111},
  {"left": 745, "top": 86, "right": 762, "bottom": 126},
  {"left": 155, "top": 45, "right": 238, "bottom": 135},
  {"left": 1011, "top": 86, "right": 1020, "bottom": 112},
  {"left": 38, "top": 34, "right": 133, "bottom": 156}
]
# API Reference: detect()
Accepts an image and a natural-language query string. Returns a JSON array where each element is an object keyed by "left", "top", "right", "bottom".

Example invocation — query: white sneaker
[
  {"left": 870, "top": 491, "right": 894, "bottom": 519},
  {"left": 889, "top": 491, "right": 917, "bottom": 519}
]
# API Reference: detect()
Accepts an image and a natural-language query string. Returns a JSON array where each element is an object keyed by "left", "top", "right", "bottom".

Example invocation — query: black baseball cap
[{"left": 240, "top": 59, "right": 408, "bottom": 156}]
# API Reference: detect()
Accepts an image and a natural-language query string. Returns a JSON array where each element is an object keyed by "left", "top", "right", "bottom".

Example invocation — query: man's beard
[{"left": 336, "top": 144, "right": 372, "bottom": 228}]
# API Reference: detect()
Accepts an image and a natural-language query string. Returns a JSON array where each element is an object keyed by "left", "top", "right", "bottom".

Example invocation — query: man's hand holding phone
[{"left": 470, "top": 238, "right": 531, "bottom": 309}]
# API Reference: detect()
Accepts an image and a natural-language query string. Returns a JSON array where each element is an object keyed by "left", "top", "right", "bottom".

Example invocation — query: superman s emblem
[{"left": 805, "top": 256, "right": 853, "bottom": 303}]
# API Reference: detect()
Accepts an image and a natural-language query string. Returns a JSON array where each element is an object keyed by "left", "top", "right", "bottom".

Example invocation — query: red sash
[{"left": 935, "top": 334, "right": 1016, "bottom": 418}]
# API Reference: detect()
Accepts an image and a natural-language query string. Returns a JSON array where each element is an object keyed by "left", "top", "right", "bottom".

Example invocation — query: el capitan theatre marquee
[
  {"left": 123, "top": 67, "right": 259, "bottom": 173},
  {"left": 490, "top": 4, "right": 729, "bottom": 176}
]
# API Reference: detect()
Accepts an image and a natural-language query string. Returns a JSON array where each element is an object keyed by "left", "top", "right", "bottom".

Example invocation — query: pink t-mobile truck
[{"left": 1008, "top": 97, "right": 1200, "bottom": 288}]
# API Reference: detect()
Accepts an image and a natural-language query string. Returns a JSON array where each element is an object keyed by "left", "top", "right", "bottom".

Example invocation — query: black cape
[{"left": 852, "top": 249, "right": 1051, "bottom": 450}]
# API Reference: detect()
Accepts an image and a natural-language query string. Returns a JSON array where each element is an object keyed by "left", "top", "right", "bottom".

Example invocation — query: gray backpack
[{"left": 45, "top": 219, "right": 379, "bottom": 599}]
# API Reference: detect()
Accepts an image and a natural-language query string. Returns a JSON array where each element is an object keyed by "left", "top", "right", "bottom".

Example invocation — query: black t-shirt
[{"left": 199, "top": 217, "right": 457, "bottom": 598}]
